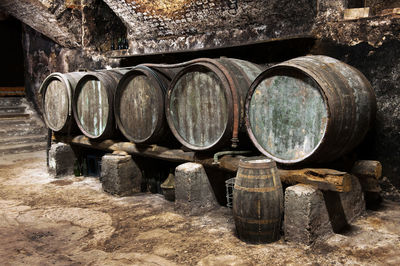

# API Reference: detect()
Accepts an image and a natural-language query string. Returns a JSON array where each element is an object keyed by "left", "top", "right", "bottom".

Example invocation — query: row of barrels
[{"left": 40, "top": 55, "right": 376, "bottom": 165}]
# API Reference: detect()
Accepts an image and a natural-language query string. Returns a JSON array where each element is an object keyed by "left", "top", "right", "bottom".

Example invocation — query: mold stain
[{"left": 125, "top": 0, "right": 194, "bottom": 18}]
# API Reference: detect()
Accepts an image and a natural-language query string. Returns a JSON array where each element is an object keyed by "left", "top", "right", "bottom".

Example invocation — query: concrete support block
[
  {"left": 284, "top": 176, "right": 365, "bottom": 245},
  {"left": 48, "top": 142, "right": 76, "bottom": 177},
  {"left": 174, "top": 163, "right": 218, "bottom": 215},
  {"left": 100, "top": 153, "right": 142, "bottom": 196}
]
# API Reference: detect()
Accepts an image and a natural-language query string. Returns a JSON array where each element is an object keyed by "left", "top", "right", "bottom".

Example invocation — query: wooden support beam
[
  {"left": 54, "top": 135, "right": 351, "bottom": 192},
  {"left": 343, "top": 8, "right": 370, "bottom": 20},
  {"left": 279, "top": 169, "right": 352, "bottom": 193},
  {"left": 351, "top": 160, "right": 382, "bottom": 193},
  {"left": 351, "top": 160, "right": 382, "bottom": 180}
]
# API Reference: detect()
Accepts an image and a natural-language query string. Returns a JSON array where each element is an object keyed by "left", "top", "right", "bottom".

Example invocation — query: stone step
[
  {"left": 0, "top": 106, "right": 27, "bottom": 114},
  {"left": 0, "top": 113, "right": 30, "bottom": 119},
  {"left": 0, "top": 97, "right": 23, "bottom": 107},
  {"left": 0, "top": 118, "right": 37, "bottom": 127},
  {"left": 0, "top": 142, "right": 47, "bottom": 156},
  {"left": 0, "top": 125, "right": 47, "bottom": 138},
  {"left": 0, "top": 134, "right": 48, "bottom": 146}
]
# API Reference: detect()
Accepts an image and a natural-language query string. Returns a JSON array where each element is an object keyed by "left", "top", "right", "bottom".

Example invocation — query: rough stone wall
[
  {"left": 103, "top": 0, "right": 317, "bottom": 54},
  {"left": 0, "top": 0, "right": 126, "bottom": 51},
  {"left": 0, "top": 0, "right": 81, "bottom": 48},
  {"left": 312, "top": 14, "right": 400, "bottom": 189},
  {"left": 22, "top": 25, "right": 120, "bottom": 114}
]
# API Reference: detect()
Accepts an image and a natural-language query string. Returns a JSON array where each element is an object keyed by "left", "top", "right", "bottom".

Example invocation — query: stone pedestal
[
  {"left": 48, "top": 142, "right": 76, "bottom": 177},
  {"left": 100, "top": 153, "right": 142, "bottom": 196},
  {"left": 174, "top": 163, "right": 218, "bottom": 215},
  {"left": 284, "top": 176, "right": 365, "bottom": 245}
]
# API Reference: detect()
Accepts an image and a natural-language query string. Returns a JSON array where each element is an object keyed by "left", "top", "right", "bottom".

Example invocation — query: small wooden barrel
[
  {"left": 166, "top": 58, "right": 263, "bottom": 151},
  {"left": 72, "top": 69, "right": 129, "bottom": 140},
  {"left": 233, "top": 157, "right": 283, "bottom": 244},
  {"left": 114, "top": 65, "right": 176, "bottom": 144},
  {"left": 246, "top": 55, "right": 376, "bottom": 164},
  {"left": 39, "top": 72, "right": 86, "bottom": 132}
]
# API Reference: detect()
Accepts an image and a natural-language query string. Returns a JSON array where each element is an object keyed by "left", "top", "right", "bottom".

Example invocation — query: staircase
[{"left": 0, "top": 97, "right": 48, "bottom": 156}]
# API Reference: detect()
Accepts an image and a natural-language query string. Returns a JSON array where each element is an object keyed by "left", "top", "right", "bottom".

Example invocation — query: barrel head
[
  {"left": 44, "top": 78, "right": 69, "bottom": 131},
  {"left": 247, "top": 69, "right": 328, "bottom": 163},
  {"left": 76, "top": 78, "right": 109, "bottom": 138},
  {"left": 168, "top": 69, "right": 229, "bottom": 150},
  {"left": 117, "top": 74, "right": 163, "bottom": 142}
]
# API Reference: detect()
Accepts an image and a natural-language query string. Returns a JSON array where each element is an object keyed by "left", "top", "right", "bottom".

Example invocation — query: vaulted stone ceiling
[
  {"left": 0, "top": 0, "right": 398, "bottom": 53},
  {"left": 0, "top": 0, "right": 318, "bottom": 54},
  {"left": 0, "top": 0, "right": 82, "bottom": 48}
]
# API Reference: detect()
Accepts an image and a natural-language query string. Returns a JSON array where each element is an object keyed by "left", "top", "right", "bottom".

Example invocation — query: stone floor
[{"left": 0, "top": 150, "right": 399, "bottom": 265}]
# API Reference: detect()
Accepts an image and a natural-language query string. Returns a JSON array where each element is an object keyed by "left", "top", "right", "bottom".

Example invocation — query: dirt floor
[{"left": 0, "top": 151, "right": 399, "bottom": 265}]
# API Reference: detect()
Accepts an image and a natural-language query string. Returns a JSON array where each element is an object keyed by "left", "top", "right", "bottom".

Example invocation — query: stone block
[
  {"left": 100, "top": 153, "right": 142, "bottom": 196},
  {"left": 174, "top": 162, "right": 218, "bottom": 215},
  {"left": 284, "top": 176, "right": 365, "bottom": 245},
  {"left": 284, "top": 184, "right": 332, "bottom": 245},
  {"left": 48, "top": 142, "right": 76, "bottom": 177}
]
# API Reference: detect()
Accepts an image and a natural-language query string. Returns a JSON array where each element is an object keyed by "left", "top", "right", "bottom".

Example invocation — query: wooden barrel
[
  {"left": 245, "top": 55, "right": 376, "bottom": 164},
  {"left": 39, "top": 72, "right": 86, "bottom": 132},
  {"left": 166, "top": 58, "right": 263, "bottom": 151},
  {"left": 72, "top": 69, "right": 129, "bottom": 140},
  {"left": 233, "top": 157, "right": 283, "bottom": 243},
  {"left": 114, "top": 65, "right": 176, "bottom": 144}
]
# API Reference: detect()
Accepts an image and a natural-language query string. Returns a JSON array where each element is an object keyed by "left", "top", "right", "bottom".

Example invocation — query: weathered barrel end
[
  {"left": 245, "top": 55, "right": 376, "bottom": 164},
  {"left": 39, "top": 72, "right": 86, "bottom": 133},
  {"left": 166, "top": 58, "right": 263, "bottom": 151},
  {"left": 72, "top": 69, "right": 127, "bottom": 140},
  {"left": 114, "top": 65, "right": 175, "bottom": 144}
]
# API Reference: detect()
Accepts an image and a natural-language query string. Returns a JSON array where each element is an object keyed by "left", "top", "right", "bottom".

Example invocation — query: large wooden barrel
[
  {"left": 166, "top": 58, "right": 263, "bottom": 151},
  {"left": 72, "top": 69, "right": 129, "bottom": 140},
  {"left": 114, "top": 65, "right": 177, "bottom": 144},
  {"left": 233, "top": 157, "right": 283, "bottom": 243},
  {"left": 39, "top": 72, "right": 86, "bottom": 132},
  {"left": 246, "top": 55, "right": 376, "bottom": 164}
]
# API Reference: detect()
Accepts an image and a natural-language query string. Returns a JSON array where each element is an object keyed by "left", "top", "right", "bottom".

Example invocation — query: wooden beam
[
  {"left": 54, "top": 135, "right": 351, "bottom": 192},
  {"left": 343, "top": 8, "right": 370, "bottom": 20},
  {"left": 351, "top": 160, "right": 382, "bottom": 180},
  {"left": 279, "top": 169, "right": 352, "bottom": 193},
  {"left": 351, "top": 160, "right": 382, "bottom": 193}
]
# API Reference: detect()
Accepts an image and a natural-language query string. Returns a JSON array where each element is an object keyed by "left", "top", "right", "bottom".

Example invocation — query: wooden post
[{"left": 351, "top": 160, "right": 383, "bottom": 208}]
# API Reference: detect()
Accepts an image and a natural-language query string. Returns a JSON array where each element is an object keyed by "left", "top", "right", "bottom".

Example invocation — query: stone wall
[
  {"left": 22, "top": 24, "right": 120, "bottom": 114},
  {"left": 312, "top": 13, "right": 400, "bottom": 190}
]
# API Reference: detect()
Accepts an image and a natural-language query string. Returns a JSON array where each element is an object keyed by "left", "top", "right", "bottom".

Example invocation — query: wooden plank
[
  {"left": 379, "top": 8, "right": 400, "bottom": 16},
  {"left": 0, "top": 92, "right": 25, "bottom": 96},
  {"left": 279, "top": 168, "right": 352, "bottom": 193},
  {"left": 343, "top": 8, "right": 370, "bottom": 20},
  {"left": 351, "top": 160, "right": 382, "bottom": 193},
  {"left": 351, "top": 160, "right": 382, "bottom": 180},
  {"left": 54, "top": 134, "right": 352, "bottom": 192},
  {"left": 0, "top": 86, "right": 25, "bottom": 96},
  {"left": 0, "top": 86, "right": 25, "bottom": 91}
]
